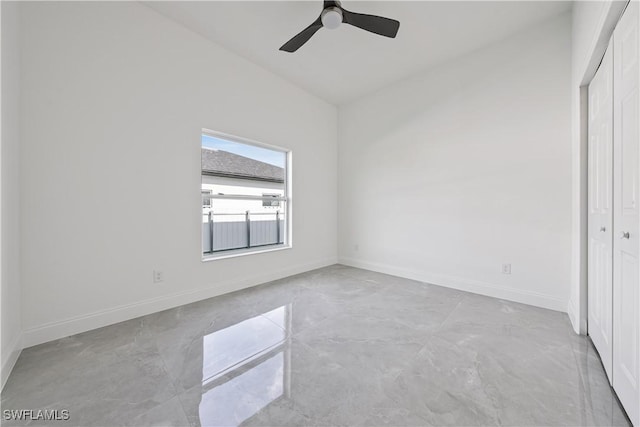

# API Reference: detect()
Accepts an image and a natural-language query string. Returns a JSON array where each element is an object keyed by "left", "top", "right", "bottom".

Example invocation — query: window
[
  {"left": 202, "top": 190, "right": 212, "bottom": 209},
  {"left": 201, "top": 130, "right": 290, "bottom": 259},
  {"left": 262, "top": 193, "right": 281, "bottom": 208}
]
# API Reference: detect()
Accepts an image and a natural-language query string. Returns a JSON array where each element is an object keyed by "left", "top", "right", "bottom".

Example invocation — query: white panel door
[
  {"left": 613, "top": 2, "right": 640, "bottom": 425},
  {"left": 589, "top": 42, "right": 615, "bottom": 383}
]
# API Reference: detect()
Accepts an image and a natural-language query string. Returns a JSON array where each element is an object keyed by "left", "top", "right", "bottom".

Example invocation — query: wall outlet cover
[
  {"left": 502, "top": 264, "right": 512, "bottom": 274},
  {"left": 153, "top": 270, "right": 164, "bottom": 283}
]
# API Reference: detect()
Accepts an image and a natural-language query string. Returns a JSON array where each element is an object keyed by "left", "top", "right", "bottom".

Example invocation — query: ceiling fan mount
[{"left": 280, "top": 0, "right": 400, "bottom": 53}]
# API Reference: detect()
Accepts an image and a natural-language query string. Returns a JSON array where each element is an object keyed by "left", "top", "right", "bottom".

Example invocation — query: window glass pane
[{"left": 202, "top": 132, "right": 288, "bottom": 256}]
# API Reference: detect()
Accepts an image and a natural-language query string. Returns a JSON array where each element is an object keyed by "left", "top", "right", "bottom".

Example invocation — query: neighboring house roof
[{"left": 201, "top": 148, "right": 284, "bottom": 183}]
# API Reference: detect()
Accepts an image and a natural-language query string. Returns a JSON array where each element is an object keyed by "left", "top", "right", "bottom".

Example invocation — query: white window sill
[{"left": 202, "top": 244, "right": 292, "bottom": 262}]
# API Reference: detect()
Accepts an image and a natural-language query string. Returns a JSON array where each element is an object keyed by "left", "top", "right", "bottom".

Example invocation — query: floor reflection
[
  {"left": 198, "top": 304, "right": 292, "bottom": 426},
  {"left": 2, "top": 266, "right": 631, "bottom": 427}
]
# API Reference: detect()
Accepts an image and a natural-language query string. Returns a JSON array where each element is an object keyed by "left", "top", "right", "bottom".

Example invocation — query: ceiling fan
[{"left": 280, "top": 0, "right": 400, "bottom": 53}]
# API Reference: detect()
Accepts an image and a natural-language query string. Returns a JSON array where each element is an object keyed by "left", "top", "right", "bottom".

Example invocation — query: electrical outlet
[
  {"left": 153, "top": 270, "right": 164, "bottom": 283},
  {"left": 501, "top": 264, "right": 511, "bottom": 275}
]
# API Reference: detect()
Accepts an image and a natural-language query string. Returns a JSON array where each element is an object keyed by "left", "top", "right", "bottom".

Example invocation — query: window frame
[{"left": 201, "top": 129, "right": 292, "bottom": 261}]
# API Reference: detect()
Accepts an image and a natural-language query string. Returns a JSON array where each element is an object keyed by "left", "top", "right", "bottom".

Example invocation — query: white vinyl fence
[{"left": 202, "top": 212, "right": 285, "bottom": 253}]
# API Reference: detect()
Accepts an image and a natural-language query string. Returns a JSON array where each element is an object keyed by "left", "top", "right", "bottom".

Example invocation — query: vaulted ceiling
[{"left": 146, "top": 1, "right": 572, "bottom": 105}]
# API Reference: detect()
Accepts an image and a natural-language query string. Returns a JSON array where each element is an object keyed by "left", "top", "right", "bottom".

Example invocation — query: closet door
[
  {"left": 589, "top": 41, "right": 615, "bottom": 382},
  {"left": 613, "top": 1, "right": 640, "bottom": 425}
]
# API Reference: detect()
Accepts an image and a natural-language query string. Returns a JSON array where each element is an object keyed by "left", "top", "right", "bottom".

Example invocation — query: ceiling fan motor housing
[{"left": 321, "top": 7, "right": 343, "bottom": 30}]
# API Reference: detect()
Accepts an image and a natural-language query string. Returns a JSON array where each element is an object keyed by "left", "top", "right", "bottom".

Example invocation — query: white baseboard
[
  {"left": 339, "top": 257, "right": 567, "bottom": 313},
  {"left": 567, "top": 298, "right": 579, "bottom": 333},
  {"left": 567, "top": 297, "right": 587, "bottom": 335},
  {"left": 22, "top": 257, "right": 337, "bottom": 348},
  {"left": 1, "top": 333, "right": 23, "bottom": 391}
]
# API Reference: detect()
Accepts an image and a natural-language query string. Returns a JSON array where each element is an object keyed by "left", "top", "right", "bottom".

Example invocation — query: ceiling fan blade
[
  {"left": 342, "top": 9, "right": 400, "bottom": 38},
  {"left": 280, "top": 17, "right": 323, "bottom": 52}
]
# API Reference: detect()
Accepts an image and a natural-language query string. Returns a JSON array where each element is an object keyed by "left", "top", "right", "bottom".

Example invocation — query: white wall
[
  {"left": 338, "top": 13, "right": 572, "bottom": 311},
  {"left": 1, "top": 1, "right": 23, "bottom": 388},
  {"left": 19, "top": 2, "right": 337, "bottom": 347}
]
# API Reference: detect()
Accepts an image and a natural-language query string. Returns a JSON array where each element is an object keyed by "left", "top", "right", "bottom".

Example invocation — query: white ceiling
[{"left": 146, "top": 1, "right": 572, "bottom": 105}]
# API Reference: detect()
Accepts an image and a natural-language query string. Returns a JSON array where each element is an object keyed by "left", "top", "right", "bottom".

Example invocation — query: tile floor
[{"left": 0, "top": 265, "right": 630, "bottom": 426}]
